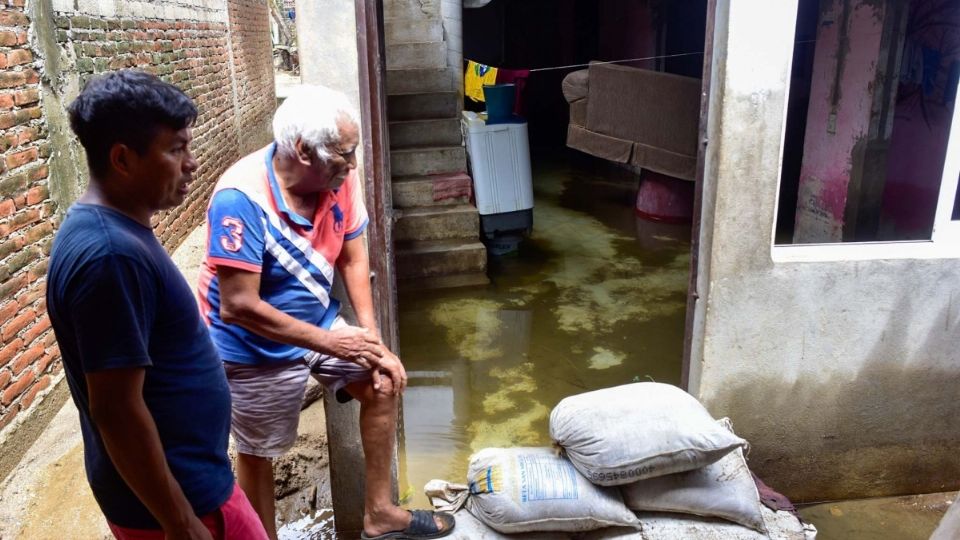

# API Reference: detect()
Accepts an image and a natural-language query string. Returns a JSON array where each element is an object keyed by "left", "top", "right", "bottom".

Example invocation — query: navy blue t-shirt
[{"left": 46, "top": 204, "right": 234, "bottom": 529}]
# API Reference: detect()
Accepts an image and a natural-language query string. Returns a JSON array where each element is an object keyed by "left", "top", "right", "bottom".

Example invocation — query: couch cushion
[
  {"left": 630, "top": 142, "right": 697, "bottom": 181},
  {"left": 562, "top": 69, "right": 590, "bottom": 103},
  {"left": 570, "top": 99, "right": 588, "bottom": 127},
  {"left": 585, "top": 64, "right": 701, "bottom": 158},
  {"left": 567, "top": 124, "right": 632, "bottom": 164}
]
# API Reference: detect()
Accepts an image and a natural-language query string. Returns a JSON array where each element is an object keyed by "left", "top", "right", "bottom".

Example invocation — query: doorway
[{"left": 394, "top": 0, "right": 712, "bottom": 508}]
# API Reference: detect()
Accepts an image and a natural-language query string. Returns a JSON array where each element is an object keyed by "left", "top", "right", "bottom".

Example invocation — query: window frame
[{"left": 771, "top": 28, "right": 960, "bottom": 263}]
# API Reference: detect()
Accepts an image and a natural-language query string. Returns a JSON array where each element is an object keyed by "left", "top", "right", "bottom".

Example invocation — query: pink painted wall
[{"left": 793, "top": 0, "right": 886, "bottom": 243}]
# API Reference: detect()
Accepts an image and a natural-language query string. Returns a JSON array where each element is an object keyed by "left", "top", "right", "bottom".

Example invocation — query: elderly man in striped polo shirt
[{"left": 198, "top": 86, "right": 455, "bottom": 540}]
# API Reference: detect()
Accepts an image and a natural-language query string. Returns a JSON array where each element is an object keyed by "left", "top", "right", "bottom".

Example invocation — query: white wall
[
  {"left": 50, "top": 0, "right": 228, "bottom": 22},
  {"left": 294, "top": 0, "right": 361, "bottom": 111},
  {"left": 690, "top": 0, "right": 960, "bottom": 501}
]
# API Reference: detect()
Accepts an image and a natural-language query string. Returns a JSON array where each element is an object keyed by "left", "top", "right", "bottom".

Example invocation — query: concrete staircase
[{"left": 384, "top": 0, "right": 488, "bottom": 290}]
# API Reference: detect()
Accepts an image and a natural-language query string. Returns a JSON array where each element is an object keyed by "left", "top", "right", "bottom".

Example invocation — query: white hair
[{"left": 272, "top": 85, "right": 359, "bottom": 161}]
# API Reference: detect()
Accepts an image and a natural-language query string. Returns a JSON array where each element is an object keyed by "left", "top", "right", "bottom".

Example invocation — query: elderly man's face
[{"left": 312, "top": 117, "right": 359, "bottom": 191}]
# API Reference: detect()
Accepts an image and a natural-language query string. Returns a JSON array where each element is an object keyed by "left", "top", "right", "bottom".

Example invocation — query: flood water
[{"left": 396, "top": 150, "right": 692, "bottom": 508}]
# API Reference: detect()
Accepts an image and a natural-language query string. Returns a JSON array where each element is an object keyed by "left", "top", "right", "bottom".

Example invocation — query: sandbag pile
[{"left": 429, "top": 382, "right": 817, "bottom": 539}]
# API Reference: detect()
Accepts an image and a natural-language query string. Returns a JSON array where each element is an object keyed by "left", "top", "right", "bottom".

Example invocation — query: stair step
[
  {"left": 394, "top": 204, "right": 479, "bottom": 242},
  {"left": 384, "top": 17, "right": 443, "bottom": 44},
  {"left": 390, "top": 145, "right": 466, "bottom": 177},
  {"left": 395, "top": 239, "right": 488, "bottom": 279},
  {"left": 398, "top": 272, "right": 490, "bottom": 291},
  {"left": 384, "top": 0, "right": 441, "bottom": 21},
  {"left": 390, "top": 118, "right": 461, "bottom": 148},
  {"left": 387, "top": 91, "right": 459, "bottom": 121},
  {"left": 392, "top": 172, "right": 472, "bottom": 208},
  {"left": 387, "top": 41, "right": 447, "bottom": 70},
  {"left": 387, "top": 67, "right": 455, "bottom": 95}
]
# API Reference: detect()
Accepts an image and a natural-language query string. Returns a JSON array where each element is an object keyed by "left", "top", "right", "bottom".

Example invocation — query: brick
[
  {"left": 0, "top": 11, "right": 29, "bottom": 27},
  {"left": 0, "top": 338, "right": 22, "bottom": 366},
  {"left": 25, "top": 185, "right": 47, "bottom": 205},
  {"left": 24, "top": 221, "right": 51, "bottom": 244},
  {"left": 0, "top": 368, "right": 9, "bottom": 388},
  {"left": 0, "top": 236, "right": 21, "bottom": 260},
  {"left": 27, "top": 162, "right": 50, "bottom": 181},
  {"left": 0, "top": 199, "right": 14, "bottom": 217},
  {"left": 1, "top": 308, "right": 33, "bottom": 341},
  {"left": 0, "top": 93, "right": 11, "bottom": 110},
  {"left": 26, "top": 258, "right": 47, "bottom": 281},
  {"left": 1, "top": 370, "right": 32, "bottom": 405},
  {"left": 70, "top": 15, "right": 92, "bottom": 29},
  {"left": 0, "top": 170, "right": 26, "bottom": 194},
  {"left": 0, "top": 275, "right": 26, "bottom": 299},
  {"left": 18, "top": 374, "right": 49, "bottom": 409},
  {"left": 11, "top": 342, "right": 43, "bottom": 374},
  {"left": 17, "top": 126, "right": 39, "bottom": 146},
  {"left": 16, "top": 283, "right": 42, "bottom": 308},
  {"left": 0, "top": 301, "right": 17, "bottom": 322},
  {"left": 36, "top": 351, "right": 54, "bottom": 373},
  {"left": 5, "top": 49, "right": 32, "bottom": 66},
  {"left": 0, "top": 71, "right": 25, "bottom": 89},
  {"left": 0, "top": 30, "right": 17, "bottom": 47},
  {"left": 0, "top": 406, "right": 17, "bottom": 432},
  {"left": 9, "top": 207, "right": 38, "bottom": 232},
  {"left": 24, "top": 70, "right": 37, "bottom": 84},
  {"left": 13, "top": 88, "right": 38, "bottom": 106},
  {"left": 5, "top": 147, "right": 38, "bottom": 169},
  {"left": 22, "top": 316, "right": 49, "bottom": 345}
]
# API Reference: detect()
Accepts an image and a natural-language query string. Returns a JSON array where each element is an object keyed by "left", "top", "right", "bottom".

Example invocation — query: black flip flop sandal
[{"left": 360, "top": 509, "right": 456, "bottom": 539}]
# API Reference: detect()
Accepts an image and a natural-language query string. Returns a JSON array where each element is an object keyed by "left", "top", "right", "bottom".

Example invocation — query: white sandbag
[
  {"left": 575, "top": 506, "right": 817, "bottom": 540},
  {"left": 620, "top": 418, "right": 766, "bottom": 532},
  {"left": 466, "top": 447, "right": 640, "bottom": 534},
  {"left": 446, "top": 510, "right": 569, "bottom": 540},
  {"left": 550, "top": 383, "right": 746, "bottom": 486}
]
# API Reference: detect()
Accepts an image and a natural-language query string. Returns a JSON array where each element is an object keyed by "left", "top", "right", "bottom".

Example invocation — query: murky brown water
[{"left": 396, "top": 152, "right": 691, "bottom": 508}]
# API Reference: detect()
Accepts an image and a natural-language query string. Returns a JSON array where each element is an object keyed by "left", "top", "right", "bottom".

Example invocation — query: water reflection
[{"left": 398, "top": 152, "right": 691, "bottom": 509}]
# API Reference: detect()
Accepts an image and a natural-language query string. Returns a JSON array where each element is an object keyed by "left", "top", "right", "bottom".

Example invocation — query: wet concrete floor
[{"left": 396, "top": 150, "right": 691, "bottom": 508}]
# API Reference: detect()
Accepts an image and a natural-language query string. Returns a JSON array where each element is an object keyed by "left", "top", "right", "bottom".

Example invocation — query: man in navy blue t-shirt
[{"left": 46, "top": 70, "right": 267, "bottom": 539}]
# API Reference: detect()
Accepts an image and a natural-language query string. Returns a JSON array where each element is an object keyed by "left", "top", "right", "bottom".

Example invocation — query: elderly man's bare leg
[
  {"left": 237, "top": 453, "right": 279, "bottom": 540},
  {"left": 346, "top": 378, "right": 453, "bottom": 538}
]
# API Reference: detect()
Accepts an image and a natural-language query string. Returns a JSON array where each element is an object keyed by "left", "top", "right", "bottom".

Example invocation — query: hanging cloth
[
  {"left": 465, "top": 60, "right": 499, "bottom": 102},
  {"left": 495, "top": 67, "right": 530, "bottom": 116}
]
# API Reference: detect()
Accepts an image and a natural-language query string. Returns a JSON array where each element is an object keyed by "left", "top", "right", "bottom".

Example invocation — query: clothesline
[
  {"left": 528, "top": 52, "right": 703, "bottom": 72},
  {"left": 524, "top": 39, "right": 818, "bottom": 73}
]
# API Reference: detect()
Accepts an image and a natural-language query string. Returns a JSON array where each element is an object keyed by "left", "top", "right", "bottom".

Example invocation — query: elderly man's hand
[
  {"left": 325, "top": 326, "right": 384, "bottom": 369},
  {"left": 372, "top": 348, "right": 406, "bottom": 396}
]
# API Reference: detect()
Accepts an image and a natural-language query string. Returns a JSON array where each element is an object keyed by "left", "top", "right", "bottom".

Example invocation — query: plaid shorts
[{"left": 303, "top": 317, "right": 374, "bottom": 403}]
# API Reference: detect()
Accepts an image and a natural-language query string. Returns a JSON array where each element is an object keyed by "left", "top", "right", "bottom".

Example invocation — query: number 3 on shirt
[{"left": 220, "top": 217, "right": 244, "bottom": 252}]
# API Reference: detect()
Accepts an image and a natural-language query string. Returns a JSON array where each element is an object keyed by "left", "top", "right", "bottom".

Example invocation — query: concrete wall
[
  {"left": 690, "top": 0, "right": 960, "bottom": 502},
  {"left": 294, "top": 0, "right": 360, "bottom": 110},
  {"left": 0, "top": 0, "right": 275, "bottom": 482},
  {"left": 441, "top": 0, "right": 462, "bottom": 100}
]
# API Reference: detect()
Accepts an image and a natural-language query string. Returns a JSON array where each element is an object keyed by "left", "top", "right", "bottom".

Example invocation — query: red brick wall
[
  {"left": 0, "top": 0, "right": 275, "bottom": 442},
  {"left": 0, "top": 0, "right": 56, "bottom": 433},
  {"left": 228, "top": 0, "right": 276, "bottom": 156}
]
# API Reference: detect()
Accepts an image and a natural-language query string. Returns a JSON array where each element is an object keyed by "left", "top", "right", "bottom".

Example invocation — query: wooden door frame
[
  {"left": 355, "top": 0, "right": 398, "bottom": 350},
  {"left": 324, "top": 1, "right": 397, "bottom": 536},
  {"left": 682, "top": 0, "right": 717, "bottom": 392}
]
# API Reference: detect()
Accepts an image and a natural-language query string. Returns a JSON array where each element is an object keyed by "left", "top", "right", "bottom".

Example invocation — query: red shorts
[{"left": 107, "top": 483, "right": 267, "bottom": 540}]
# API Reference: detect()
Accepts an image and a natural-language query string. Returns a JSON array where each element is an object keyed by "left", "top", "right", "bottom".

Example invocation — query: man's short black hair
[{"left": 68, "top": 69, "right": 198, "bottom": 178}]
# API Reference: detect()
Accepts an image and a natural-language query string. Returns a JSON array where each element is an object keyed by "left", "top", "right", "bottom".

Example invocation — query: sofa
[{"left": 563, "top": 63, "right": 702, "bottom": 181}]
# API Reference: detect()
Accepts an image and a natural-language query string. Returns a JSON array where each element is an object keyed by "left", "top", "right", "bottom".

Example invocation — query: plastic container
[
  {"left": 461, "top": 111, "right": 533, "bottom": 216},
  {"left": 483, "top": 83, "right": 516, "bottom": 123}
]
